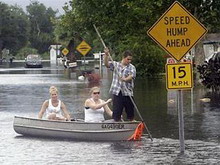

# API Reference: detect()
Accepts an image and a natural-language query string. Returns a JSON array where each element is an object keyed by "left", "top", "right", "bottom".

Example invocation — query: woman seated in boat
[
  {"left": 38, "top": 86, "right": 71, "bottom": 121},
  {"left": 84, "top": 86, "right": 112, "bottom": 122}
]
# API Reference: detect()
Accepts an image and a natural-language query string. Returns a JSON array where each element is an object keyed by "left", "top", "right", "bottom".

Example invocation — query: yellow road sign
[
  {"left": 76, "top": 40, "right": 92, "bottom": 56},
  {"left": 166, "top": 63, "right": 193, "bottom": 89},
  {"left": 147, "top": 1, "right": 207, "bottom": 61},
  {"left": 62, "top": 48, "right": 69, "bottom": 56}
]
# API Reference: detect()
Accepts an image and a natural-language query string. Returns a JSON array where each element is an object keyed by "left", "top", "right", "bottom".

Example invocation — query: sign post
[
  {"left": 147, "top": 1, "right": 207, "bottom": 62},
  {"left": 61, "top": 48, "right": 69, "bottom": 68},
  {"left": 62, "top": 48, "right": 69, "bottom": 56},
  {"left": 166, "top": 63, "right": 193, "bottom": 90},
  {"left": 76, "top": 40, "right": 92, "bottom": 70},
  {"left": 147, "top": 1, "right": 207, "bottom": 154}
]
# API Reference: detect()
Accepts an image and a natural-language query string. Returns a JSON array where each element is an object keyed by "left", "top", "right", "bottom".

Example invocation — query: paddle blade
[{"left": 128, "top": 122, "right": 144, "bottom": 141}]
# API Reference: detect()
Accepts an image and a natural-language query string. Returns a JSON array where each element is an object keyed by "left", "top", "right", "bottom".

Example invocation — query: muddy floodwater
[{"left": 0, "top": 62, "right": 219, "bottom": 164}]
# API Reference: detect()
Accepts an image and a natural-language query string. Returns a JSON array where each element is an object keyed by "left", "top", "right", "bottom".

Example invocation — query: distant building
[
  {"left": 201, "top": 33, "right": 220, "bottom": 63},
  {"left": 203, "top": 41, "right": 220, "bottom": 61},
  {"left": 93, "top": 52, "right": 104, "bottom": 59},
  {"left": 49, "top": 45, "right": 62, "bottom": 64}
]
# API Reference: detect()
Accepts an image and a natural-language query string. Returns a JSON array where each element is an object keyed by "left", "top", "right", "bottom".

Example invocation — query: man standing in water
[{"left": 104, "top": 48, "right": 136, "bottom": 121}]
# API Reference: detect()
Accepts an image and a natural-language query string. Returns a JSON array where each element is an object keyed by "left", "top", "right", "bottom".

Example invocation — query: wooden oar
[{"left": 93, "top": 24, "right": 153, "bottom": 141}]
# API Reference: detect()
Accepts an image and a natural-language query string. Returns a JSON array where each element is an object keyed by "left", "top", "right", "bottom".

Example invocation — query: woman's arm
[
  {"left": 103, "top": 104, "right": 113, "bottom": 117},
  {"left": 38, "top": 100, "right": 48, "bottom": 119},
  {"left": 85, "top": 99, "right": 112, "bottom": 110},
  {"left": 61, "top": 102, "right": 71, "bottom": 121}
]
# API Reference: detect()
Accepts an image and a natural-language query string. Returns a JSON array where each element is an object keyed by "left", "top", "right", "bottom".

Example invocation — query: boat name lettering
[{"left": 101, "top": 123, "right": 125, "bottom": 129}]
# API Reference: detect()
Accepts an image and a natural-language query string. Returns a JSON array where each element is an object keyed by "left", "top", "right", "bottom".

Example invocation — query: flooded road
[{"left": 0, "top": 62, "right": 219, "bottom": 164}]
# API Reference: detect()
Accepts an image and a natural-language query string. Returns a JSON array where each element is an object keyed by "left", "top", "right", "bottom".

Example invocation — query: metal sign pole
[
  {"left": 147, "top": 1, "right": 207, "bottom": 153},
  {"left": 191, "top": 48, "right": 195, "bottom": 114},
  {"left": 178, "top": 90, "right": 185, "bottom": 154},
  {"left": 84, "top": 56, "right": 86, "bottom": 70}
]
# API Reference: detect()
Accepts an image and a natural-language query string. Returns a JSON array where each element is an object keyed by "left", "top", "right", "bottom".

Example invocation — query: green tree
[
  {"left": 55, "top": 0, "right": 220, "bottom": 76},
  {"left": 26, "top": 1, "right": 57, "bottom": 53},
  {"left": 0, "top": 3, "right": 29, "bottom": 56},
  {"left": 55, "top": 0, "right": 165, "bottom": 76}
]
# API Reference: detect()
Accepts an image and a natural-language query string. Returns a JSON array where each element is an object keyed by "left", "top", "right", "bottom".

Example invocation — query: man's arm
[
  {"left": 104, "top": 48, "right": 110, "bottom": 68},
  {"left": 121, "top": 75, "right": 133, "bottom": 82},
  {"left": 121, "top": 65, "right": 136, "bottom": 82}
]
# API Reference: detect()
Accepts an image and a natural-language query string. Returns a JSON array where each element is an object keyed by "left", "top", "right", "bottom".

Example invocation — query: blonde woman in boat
[
  {"left": 84, "top": 86, "right": 113, "bottom": 122},
  {"left": 38, "top": 86, "right": 71, "bottom": 121}
]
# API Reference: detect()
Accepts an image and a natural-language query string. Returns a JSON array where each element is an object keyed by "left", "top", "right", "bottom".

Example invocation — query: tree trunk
[
  {"left": 194, "top": 38, "right": 206, "bottom": 85},
  {"left": 67, "top": 39, "right": 76, "bottom": 63}
]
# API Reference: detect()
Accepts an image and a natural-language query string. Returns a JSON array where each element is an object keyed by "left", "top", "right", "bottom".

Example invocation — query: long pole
[
  {"left": 93, "top": 24, "right": 153, "bottom": 141},
  {"left": 99, "top": 51, "right": 102, "bottom": 76}
]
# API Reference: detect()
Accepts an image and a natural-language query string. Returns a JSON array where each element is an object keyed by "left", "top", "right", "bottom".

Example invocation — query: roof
[
  {"left": 203, "top": 41, "right": 220, "bottom": 45},
  {"left": 49, "top": 45, "right": 62, "bottom": 49}
]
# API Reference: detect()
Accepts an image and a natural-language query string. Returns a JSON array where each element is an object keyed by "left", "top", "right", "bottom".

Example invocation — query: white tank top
[
  {"left": 46, "top": 99, "right": 62, "bottom": 117},
  {"left": 84, "top": 99, "right": 105, "bottom": 122}
]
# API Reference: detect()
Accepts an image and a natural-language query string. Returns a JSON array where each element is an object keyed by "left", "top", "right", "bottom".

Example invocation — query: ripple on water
[
  {"left": 0, "top": 66, "right": 219, "bottom": 164},
  {"left": 0, "top": 121, "right": 220, "bottom": 165}
]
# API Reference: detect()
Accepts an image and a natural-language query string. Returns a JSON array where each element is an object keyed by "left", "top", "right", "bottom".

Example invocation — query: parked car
[{"left": 25, "top": 54, "right": 43, "bottom": 68}]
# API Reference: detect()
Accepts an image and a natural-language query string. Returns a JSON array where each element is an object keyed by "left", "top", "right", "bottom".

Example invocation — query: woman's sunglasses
[{"left": 93, "top": 92, "right": 100, "bottom": 95}]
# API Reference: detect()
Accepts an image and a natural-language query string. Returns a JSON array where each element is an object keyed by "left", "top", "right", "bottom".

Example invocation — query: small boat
[{"left": 13, "top": 116, "right": 144, "bottom": 141}]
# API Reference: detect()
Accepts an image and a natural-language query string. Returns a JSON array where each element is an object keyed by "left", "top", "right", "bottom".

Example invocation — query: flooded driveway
[{"left": 0, "top": 62, "right": 219, "bottom": 164}]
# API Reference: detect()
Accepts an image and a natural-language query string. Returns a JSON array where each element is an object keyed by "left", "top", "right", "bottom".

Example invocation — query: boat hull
[{"left": 13, "top": 116, "right": 142, "bottom": 141}]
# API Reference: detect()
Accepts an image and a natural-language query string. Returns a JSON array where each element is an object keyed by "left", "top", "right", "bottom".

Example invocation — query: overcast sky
[{"left": 0, "top": 0, "right": 68, "bottom": 15}]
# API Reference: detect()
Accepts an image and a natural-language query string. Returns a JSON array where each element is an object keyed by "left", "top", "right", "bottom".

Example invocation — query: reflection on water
[{"left": 0, "top": 62, "right": 219, "bottom": 164}]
